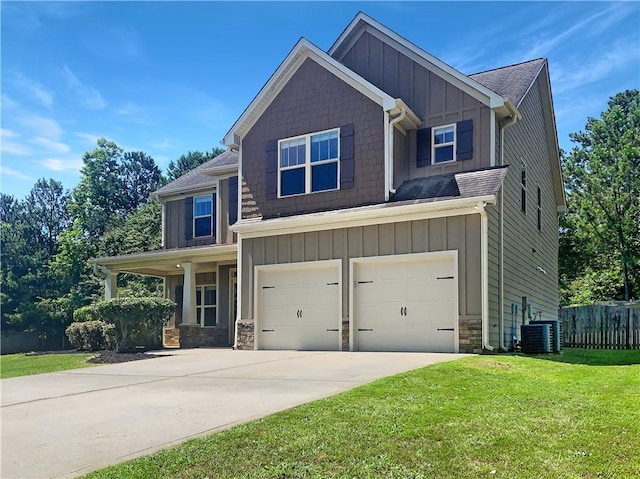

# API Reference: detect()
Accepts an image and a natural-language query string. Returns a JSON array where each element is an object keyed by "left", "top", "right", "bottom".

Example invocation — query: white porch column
[
  {"left": 104, "top": 270, "right": 118, "bottom": 299},
  {"left": 181, "top": 262, "right": 197, "bottom": 325}
]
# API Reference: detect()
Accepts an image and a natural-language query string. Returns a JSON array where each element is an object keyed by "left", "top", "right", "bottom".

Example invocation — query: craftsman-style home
[{"left": 93, "top": 12, "right": 564, "bottom": 353}]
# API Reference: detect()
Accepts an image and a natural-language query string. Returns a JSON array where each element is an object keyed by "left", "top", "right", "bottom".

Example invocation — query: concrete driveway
[{"left": 1, "top": 349, "right": 464, "bottom": 479}]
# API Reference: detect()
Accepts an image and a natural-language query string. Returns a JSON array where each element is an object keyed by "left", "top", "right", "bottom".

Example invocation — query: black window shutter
[
  {"left": 265, "top": 140, "right": 278, "bottom": 200},
  {"left": 417, "top": 127, "right": 432, "bottom": 167},
  {"left": 175, "top": 285, "right": 183, "bottom": 325},
  {"left": 340, "top": 124, "right": 354, "bottom": 189},
  {"left": 184, "top": 197, "right": 193, "bottom": 240},
  {"left": 456, "top": 119, "right": 473, "bottom": 161},
  {"left": 228, "top": 176, "right": 238, "bottom": 225}
]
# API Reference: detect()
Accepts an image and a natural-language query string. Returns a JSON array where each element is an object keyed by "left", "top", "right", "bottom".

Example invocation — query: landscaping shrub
[
  {"left": 66, "top": 321, "right": 115, "bottom": 351},
  {"left": 73, "top": 305, "right": 99, "bottom": 323},
  {"left": 90, "top": 297, "right": 175, "bottom": 352}
]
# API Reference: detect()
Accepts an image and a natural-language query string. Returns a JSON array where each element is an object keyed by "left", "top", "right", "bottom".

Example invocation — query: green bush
[
  {"left": 66, "top": 320, "right": 115, "bottom": 351},
  {"left": 91, "top": 297, "right": 175, "bottom": 352},
  {"left": 73, "top": 305, "right": 99, "bottom": 323}
]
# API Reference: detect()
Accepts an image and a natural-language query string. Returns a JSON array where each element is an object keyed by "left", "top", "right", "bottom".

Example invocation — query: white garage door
[
  {"left": 257, "top": 261, "right": 341, "bottom": 350},
  {"left": 353, "top": 253, "right": 458, "bottom": 352}
]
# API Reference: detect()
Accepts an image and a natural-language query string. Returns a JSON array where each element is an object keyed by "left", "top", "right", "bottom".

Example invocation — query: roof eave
[
  {"left": 223, "top": 37, "right": 398, "bottom": 146},
  {"left": 232, "top": 194, "right": 496, "bottom": 239},
  {"left": 329, "top": 12, "right": 505, "bottom": 109}
]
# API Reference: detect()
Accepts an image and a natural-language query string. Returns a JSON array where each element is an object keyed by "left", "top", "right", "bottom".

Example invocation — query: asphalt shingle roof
[
  {"left": 153, "top": 150, "right": 238, "bottom": 197},
  {"left": 469, "top": 58, "right": 546, "bottom": 107},
  {"left": 391, "top": 165, "right": 509, "bottom": 203}
]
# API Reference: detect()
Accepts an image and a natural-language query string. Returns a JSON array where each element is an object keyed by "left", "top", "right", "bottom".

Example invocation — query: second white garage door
[
  {"left": 256, "top": 260, "right": 341, "bottom": 350},
  {"left": 352, "top": 252, "right": 458, "bottom": 353}
]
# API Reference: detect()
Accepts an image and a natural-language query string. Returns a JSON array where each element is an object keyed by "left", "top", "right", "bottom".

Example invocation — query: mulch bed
[{"left": 25, "top": 350, "right": 169, "bottom": 364}]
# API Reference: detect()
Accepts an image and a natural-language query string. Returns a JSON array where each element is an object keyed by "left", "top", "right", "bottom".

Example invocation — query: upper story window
[
  {"left": 416, "top": 120, "right": 472, "bottom": 168},
  {"left": 279, "top": 129, "right": 339, "bottom": 197},
  {"left": 194, "top": 195, "right": 213, "bottom": 237},
  {"left": 433, "top": 124, "right": 456, "bottom": 163}
]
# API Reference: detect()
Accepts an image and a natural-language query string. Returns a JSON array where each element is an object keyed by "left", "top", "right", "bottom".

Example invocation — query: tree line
[
  {"left": 1, "top": 138, "right": 224, "bottom": 344},
  {"left": 1, "top": 90, "right": 638, "bottom": 344}
]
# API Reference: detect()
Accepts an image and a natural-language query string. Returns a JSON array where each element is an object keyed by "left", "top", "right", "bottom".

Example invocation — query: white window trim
[
  {"left": 194, "top": 194, "right": 214, "bottom": 238},
  {"left": 196, "top": 283, "right": 217, "bottom": 327},
  {"left": 277, "top": 128, "right": 341, "bottom": 198},
  {"left": 432, "top": 123, "right": 456, "bottom": 165}
]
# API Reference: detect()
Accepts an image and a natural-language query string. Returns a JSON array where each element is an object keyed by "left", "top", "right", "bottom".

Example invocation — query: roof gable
[
  {"left": 152, "top": 150, "right": 238, "bottom": 199},
  {"left": 329, "top": 12, "right": 505, "bottom": 110},
  {"left": 222, "top": 38, "right": 399, "bottom": 148}
]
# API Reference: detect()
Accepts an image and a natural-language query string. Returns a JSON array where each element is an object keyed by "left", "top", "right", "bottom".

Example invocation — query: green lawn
[
  {"left": 84, "top": 348, "right": 640, "bottom": 479},
  {"left": 0, "top": 352, "right": 97, "bottom": 379}
]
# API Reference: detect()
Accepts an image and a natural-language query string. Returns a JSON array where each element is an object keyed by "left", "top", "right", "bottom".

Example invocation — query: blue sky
[{"left": 1, "top": 1, "right": 638, "bottom": 200}]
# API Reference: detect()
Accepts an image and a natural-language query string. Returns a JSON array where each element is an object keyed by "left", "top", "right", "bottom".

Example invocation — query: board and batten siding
[
  {"left": 497, "top": 76, "right": 559, "bottom": 346},
  {"left": 338, "top": 30, "right": 493, "bottom": 186},
  {"left": 241, "top": 214, "right": 483, "bottom": 352}
]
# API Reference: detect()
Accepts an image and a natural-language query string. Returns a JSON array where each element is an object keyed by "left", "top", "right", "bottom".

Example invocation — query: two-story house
[
  {"left": 93, "top": 12, "right": 564, "bottom": 353},
  {"left": 92, "top": 150, "right": 240, "bottom": 349}
]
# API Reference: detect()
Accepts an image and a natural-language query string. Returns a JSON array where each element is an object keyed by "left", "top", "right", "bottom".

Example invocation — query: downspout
[
  {"left": 387, "top": 108, "right": 407, "bottom": 196},
  {"left": 234, "top": 232, "right": 243, "bottom": 350},
  {"left": 479, "top": 202, "right": 493, "bottom": 352},
  {"left": 498, "top": 104, "right": 520, "bottom": 351},
  {"left": 233, "top": 142, "right": 243, "bottom": 350}
]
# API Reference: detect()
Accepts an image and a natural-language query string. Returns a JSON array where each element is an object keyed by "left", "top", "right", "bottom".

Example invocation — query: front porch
[{"left": 91, "top": 244, "right": 238, "bottom": 349}]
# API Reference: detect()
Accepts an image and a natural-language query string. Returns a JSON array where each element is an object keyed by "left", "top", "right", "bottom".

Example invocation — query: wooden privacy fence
[{"left": 560, "top": 304, "right": 640, "bottom": 349}]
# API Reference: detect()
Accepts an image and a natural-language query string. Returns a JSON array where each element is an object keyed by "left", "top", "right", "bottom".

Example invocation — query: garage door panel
[
  {"left": 258, "top": 263, "right": 340, "bottom": 351},
  {"left": 260, "top": 327, "right": 299, "bottom": 350},
  {"left": 355, "top": 254, "right": 457, "bottom": 353}
]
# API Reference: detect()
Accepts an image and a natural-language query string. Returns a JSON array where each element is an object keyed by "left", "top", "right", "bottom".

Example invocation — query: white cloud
[
  {"left": 1, "top": 128, "right": 19, "bottom": 139},
  {"left": 30, "top": 136, "right": 71, "bottom": 154},
  {"left": 522, "top": 4, "right": 633, "bottom": 59},
  {"left": 116, "top": 102, "right": 141, "bottom": 116},
  {"left": 0, "top": 165, "right": 34, "bottom": 181},
  {"left": 62, "top": 65, "right": 106, "bottom": 110},
  {"left": 17, "top": 113, "right": 63, "bottom": 140},
  {"left": 74, "top": 132, "right": 101, "bottom": 145},
  {"left": 13, "top": 72, "right": 54, "bottom": 108},
  {"left": 552, "top": 37, "right": 639, "bottom": 95},
  {"left": 1, "top": 140, "right": 32, "bottom": 156},
  {"left": 38, "top": 157, "right": 83, "bottom": 172}
]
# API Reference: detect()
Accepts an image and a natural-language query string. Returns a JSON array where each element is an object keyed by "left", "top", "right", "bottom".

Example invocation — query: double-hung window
[
  {"left": 194, "top": 195, "right": 213, "bottom": 237},
  {"left": 279, "top": 129, "right": 339, "bottom": 197},
  {"left": 433, "top": 124, "right": 456, "bottom": 163}
]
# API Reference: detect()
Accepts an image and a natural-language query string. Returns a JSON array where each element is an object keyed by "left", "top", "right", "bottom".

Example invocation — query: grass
[
  {"left": 0, "top": 352, "right": 97, "bottom": 379},
  {"left": 83, "top": 348, "right": 640, "bottom": 479}
]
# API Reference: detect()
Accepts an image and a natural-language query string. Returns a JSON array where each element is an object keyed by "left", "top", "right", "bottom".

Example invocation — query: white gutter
[
  {"left": 388, "top": 107, "right": 408, "bottom": 195},
  {"left": 479, "top": 202, "right": 493, "bottom": 352},
  {"left": 498, "top": 101, "right": 520, "bottom": 352}
]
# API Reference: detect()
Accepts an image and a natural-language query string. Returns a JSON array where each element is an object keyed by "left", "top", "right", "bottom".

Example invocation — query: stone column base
[
  {"left": 178, "top": 324, "right": 202, "bottom": 349},
  {"left": 236, "top": 319, "right": 255, "bottom": 350}
]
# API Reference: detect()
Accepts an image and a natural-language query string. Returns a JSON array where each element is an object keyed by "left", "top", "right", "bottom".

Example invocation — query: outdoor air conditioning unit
[
  {"left": 520, "top": 323, "right": 551, "bottom": 354},
  {"left": 530, "top": 320, "right": 561, "bottom": 352}
]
